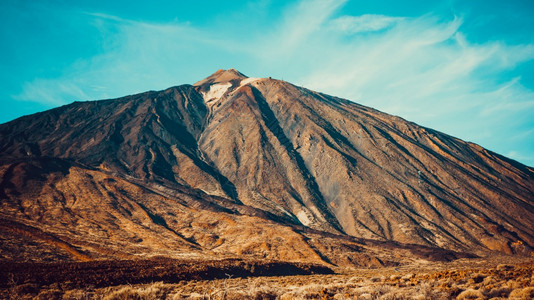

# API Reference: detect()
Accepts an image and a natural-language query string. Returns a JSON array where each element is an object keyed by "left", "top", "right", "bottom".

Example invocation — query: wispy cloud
[
  {"left": 330, "top": 14, "right": 404, "bottom": 34},
  {"left": 15, "top": 10, "right": 223, "bottom": 104},
  {"left": 253, "top": 3, "right": 534, "bottom": 165},
  {"left": 13, "top": 0, "right": 534, "bottom": 165},
  {"left": 15, "top": 79, "right": 90, "bottom": 106}
]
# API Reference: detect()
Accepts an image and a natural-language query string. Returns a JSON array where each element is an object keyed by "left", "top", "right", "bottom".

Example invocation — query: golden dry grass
[{"left": 3, "top": 257, "right": 533, "bottom": 299}]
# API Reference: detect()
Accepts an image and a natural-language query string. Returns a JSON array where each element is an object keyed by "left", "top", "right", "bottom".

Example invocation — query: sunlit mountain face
[{"left": 0, "top": 69, "right": 533, "bottom": 267}]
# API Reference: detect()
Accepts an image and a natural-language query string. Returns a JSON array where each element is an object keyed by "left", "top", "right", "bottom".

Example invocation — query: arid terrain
[
  {"left": 1, "top": 256, "right": 533, "bottom": 299},
  {"left": 0, "top": 69, "right": 533, "bottom": 298}
]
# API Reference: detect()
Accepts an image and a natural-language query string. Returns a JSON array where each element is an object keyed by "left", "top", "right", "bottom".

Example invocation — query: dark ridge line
[
  {"left": 135, "top": 201, "right": 202, "bottom": 249},
  {"left": 151, "top": 92, "right": 241, "bottom": 204},
  {"left": 0, "top": 163, "right": 19, "bottom": 199},
  {"left": 392, "top": 190, "right": 464, "bottom": 246},
  {"left": 291, "top": 93, "right": 395, "bottom": 177},
  {"left": 254, "top": 117, "right": 307, "bottom": 208},
  {"left": 0, "top": 218, "right": 92, "bottom": 262},
  {"left": 250, "top": 86, "right": 345, "bottom": 234}
]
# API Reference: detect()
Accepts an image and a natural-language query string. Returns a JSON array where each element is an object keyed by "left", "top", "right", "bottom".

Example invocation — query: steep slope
[
  {"left": 260, "top": 81, "right": 534, "bottom": 253},
  {"left": 1, "top": 69, "right": 533, "bottom": 261},
  {"left": 0, "top": 85, "right": 240, "bottom": 201},
  {"left": 1, "top": 157, "right": 462, "bottom": 267},
  {"left": 193, "top": 70, "right": 534, "bottom": 254}
]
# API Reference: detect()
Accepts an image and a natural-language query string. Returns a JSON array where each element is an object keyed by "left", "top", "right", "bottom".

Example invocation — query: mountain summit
[
  {"left": 0, "top": 69, "right": 533, "bottom": 264},
  {"left": 194, "top": 68, "right": 248, "bottom": 86}
]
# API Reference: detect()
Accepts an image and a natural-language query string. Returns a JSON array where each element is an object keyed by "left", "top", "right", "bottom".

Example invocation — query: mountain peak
[
  {"left": 1, "top": 69, "right": 533, "bottom": 265},
  {"left": 194, "top": 69, "right": 263, "bottom": 107},
  {"left": 194, "top": 68, "right": 248, "bottom": 87}
]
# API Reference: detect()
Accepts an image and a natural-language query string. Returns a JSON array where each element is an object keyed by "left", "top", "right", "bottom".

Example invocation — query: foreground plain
[{"left": 1, "top": 256, "right": 533, "bottom": 299}]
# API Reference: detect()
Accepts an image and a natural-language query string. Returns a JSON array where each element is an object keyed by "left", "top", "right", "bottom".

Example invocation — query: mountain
[{"left": 0, "top": 69, "right": 533, "bottom": 266}]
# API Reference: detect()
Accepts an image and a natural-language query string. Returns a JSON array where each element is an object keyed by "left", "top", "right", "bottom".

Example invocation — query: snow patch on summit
[
  {"left": 201, "top": 78, "right": 263, "bottom": 109},
  {"left": 201, "top": 82, "right": 232, "bottom": 104}
]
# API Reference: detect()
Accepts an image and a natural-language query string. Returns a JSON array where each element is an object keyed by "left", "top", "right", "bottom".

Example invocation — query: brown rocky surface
[
  {"left": 0, "top": 157, "right": 469, "bottom": 267},
  {"left": 0, "top": 69, "right": 533, "bottom": 269}
]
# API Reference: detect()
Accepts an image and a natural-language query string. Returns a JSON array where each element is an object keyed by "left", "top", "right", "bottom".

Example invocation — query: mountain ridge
[{"left": 0, "top": 69, "right": 533, "bottom": 265}]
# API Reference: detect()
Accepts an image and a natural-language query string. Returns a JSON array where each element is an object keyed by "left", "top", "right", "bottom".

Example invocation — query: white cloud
[
  {"left": 507, "top": 150, "right": 534, "bottom": 164},
  {"left": 14, "top": 0, "right": 534, "bottom": 165},
  {"left": 15, "top": 79, "right": 90, "bottom": 105},
  {"left": 330, "top": 14, "right": 404, "bottom": 34},
  {"left": 250, "top": 0, "right": 346, "bottom": 62},
  {"left": 255, "top": 6, "right": 534, "bottom": 165},
  {"left": 15, "top": 12, "right": 226, "bottom": 104}
]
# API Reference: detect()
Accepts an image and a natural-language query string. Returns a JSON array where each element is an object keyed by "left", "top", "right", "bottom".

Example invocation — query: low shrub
[{"left": 456, "top": 288, "right": 483, "bottom": 300}]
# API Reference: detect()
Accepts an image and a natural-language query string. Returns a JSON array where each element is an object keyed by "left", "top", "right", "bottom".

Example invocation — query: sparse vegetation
[{"left": 1, "top": 258, "right": 532, "bottom": 299}]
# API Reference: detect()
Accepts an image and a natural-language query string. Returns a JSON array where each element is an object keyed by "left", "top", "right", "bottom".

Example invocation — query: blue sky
[{"left": 1, "top": 0, "right": 534, "bottom": 166}]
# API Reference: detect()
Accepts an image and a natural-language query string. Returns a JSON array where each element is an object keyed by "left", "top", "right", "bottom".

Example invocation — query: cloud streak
[
  {"left": 330, "top": 14, "right": 404, "bottom": 34},
  {"left": 13, "top": 0, "right": 534, "bottom": 166}
]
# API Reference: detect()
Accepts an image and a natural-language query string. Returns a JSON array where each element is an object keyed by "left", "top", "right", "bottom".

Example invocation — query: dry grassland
[{"left": 2, "top": 256, "right": 533, "bottom": 299}]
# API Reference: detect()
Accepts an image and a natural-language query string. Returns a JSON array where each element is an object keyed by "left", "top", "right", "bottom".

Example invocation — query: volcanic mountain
[{"left": 0, "top": 69, "right": 533, "bottom": 266}]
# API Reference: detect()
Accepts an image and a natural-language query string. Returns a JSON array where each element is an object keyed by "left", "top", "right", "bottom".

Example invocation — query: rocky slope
[{"left": 0, "top": 69, "right": 533, "bottom": 265}]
